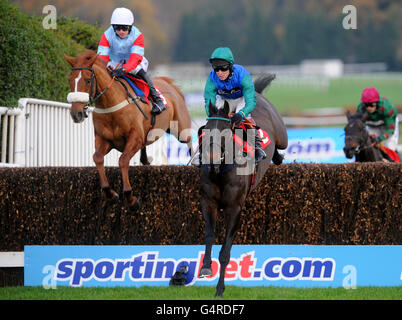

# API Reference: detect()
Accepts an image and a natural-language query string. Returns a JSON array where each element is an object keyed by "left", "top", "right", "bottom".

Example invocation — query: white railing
[
  {"left": 0, "top": 106, "right": 23, "bottom": 166},
  {"left": 1, "top": 98, "right": 401, "bottom": 167},
  {"left": 0, "top": 98, "right": 167, "bottom": 167}
]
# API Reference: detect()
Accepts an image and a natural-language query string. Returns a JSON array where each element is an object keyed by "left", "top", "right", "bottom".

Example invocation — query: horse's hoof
[
  {"left": 140, "top": 156, "right": 151, "bottom": 165},
  {"left": 128, "top": 198, "right": 141, "bottom": 213},
  {"left": 215, "top": 284, "right": 225, "bottom": 297},
  {"left": 199, "top": 267, "right": 212, "bottom": 278},
  {"left": 110, "top": 192, "right": 119, "bottom": 203},
  {"left": 272, "top": 149, "right": 284, "bottom": 165},
  {"left": 103, "top": 188, "right": 119, "bottom": 204},
  {"left": 214, "top": 289, "right": 224, "bottom": 297}
]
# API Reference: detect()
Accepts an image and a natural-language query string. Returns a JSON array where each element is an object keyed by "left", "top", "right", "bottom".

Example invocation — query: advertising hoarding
[
  {"left": 165, "top": 127, "right": 349, "bottom": 165},
  {"left": 25, "top": 245, "right": 401, "bottom": 288}
]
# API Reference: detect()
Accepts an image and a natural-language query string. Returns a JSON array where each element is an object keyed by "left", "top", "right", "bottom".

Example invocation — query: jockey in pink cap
[{"left": 357, "top": 87, "right": 399, "bottom": 152}]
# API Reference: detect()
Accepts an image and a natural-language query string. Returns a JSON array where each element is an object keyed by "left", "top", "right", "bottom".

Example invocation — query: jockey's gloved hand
[
  {"left": 231, "top": 112, "right": 244, "bottom": 125},
  {"left": 110, "top": 67, "right": 126, "bottom": 78},
  {"left": 373, "top": 136, "right": 382, "bottom": 144},
  {"left": 371, "top": 136, "right": 382, "bottom": 147}
]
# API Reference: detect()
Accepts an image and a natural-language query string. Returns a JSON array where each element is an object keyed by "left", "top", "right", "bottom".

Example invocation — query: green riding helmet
[{"left": 209, "top": 47, "right": 235, "bottom": 68}]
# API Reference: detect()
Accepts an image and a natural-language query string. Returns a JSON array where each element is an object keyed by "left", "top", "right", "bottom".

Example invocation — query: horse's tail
[{"left": 254, "top": 74, "right": 276, "bottom": 94}]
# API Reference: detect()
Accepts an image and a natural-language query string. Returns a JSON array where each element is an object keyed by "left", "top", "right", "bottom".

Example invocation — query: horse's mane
[
  {"left": 216, "top": 107, "right": 230, "bottom": 117},
  {"left": 75, "top": 49, "right": 96, "bottom": 64},
  {"left": 74, "top": 51, "right": 185, "bottom": 103},
  {"left": 345, "top": 111, "right": 369, "bottom": 140},
  {"left": 74, "top": 53, "right": 183, "bottom": 98},
  {"left": 351, "top": 112, "right": 363, "bottom": 120},
  {"left": 349, "top": 111, "right": 369, "bottom": 123},
  {"left": 75, "top": 49, "right": 107, "bottom": 69}
]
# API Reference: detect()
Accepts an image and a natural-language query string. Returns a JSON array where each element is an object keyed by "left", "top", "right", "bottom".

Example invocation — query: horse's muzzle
[
  {"left": 70, "top": 107, "right": 88, "bottom": 123},
  {"left": 343, "top": 147, "right": 355, "bottom": 159}
]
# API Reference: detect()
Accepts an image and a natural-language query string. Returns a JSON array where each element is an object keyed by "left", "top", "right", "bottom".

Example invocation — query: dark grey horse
[
  {"left": 198, "top": 75, "right": 288, "bottom": 297},
  {"left": 343, "top": 111, "right": 384, "bottom": 162}
]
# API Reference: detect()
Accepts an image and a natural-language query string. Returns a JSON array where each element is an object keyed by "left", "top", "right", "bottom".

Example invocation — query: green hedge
[
  {"left": 56, "top": 16, "right": 103, "bottom": 51},
  {"left": 0, "top": 0, "right": 102, "bottom": 107},
  {"left": 0, "top": 163, "right": 401, "bottom": 251}
]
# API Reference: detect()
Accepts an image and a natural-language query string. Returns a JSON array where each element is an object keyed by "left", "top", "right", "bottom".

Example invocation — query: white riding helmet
[{"left": 110, "top": 7, "right": 134, "bottom": 25}]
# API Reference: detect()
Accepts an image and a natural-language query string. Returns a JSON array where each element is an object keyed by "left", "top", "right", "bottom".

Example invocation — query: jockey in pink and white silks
[{"left": 97, "top": 7, "right": 166, "bottom": 114}]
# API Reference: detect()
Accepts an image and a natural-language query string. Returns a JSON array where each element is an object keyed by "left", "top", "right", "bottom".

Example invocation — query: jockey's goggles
[
  {"left": 364, "top": 102, "right": 378, "bottom": 108},
  {"left": 213, "top": 65, "right": 230, "bottom": 72},
  {"left": 113, "top": 24, "right": 131, "bottom": 31}
]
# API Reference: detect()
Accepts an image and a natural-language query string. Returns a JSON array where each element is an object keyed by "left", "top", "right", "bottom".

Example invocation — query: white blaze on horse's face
[
  {"left": 68, "top": 70, "right": 91, "bottom": 123},
  {"left": 67, "top": 71, "right": 90, "bottom": 104},
  {"left": 74, "top": 71, "right": 82, "bottom": 92}
]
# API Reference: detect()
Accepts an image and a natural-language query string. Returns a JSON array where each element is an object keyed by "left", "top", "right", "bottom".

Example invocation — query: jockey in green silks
[
  {"left": 357, "top": 87, "right": 399, "bottom": 152},
  {"left": 203, "top": 47, "right": 266, "bottom": 163}
]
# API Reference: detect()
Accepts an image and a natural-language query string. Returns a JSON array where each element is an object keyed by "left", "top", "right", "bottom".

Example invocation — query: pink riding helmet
[{"left": 361, "top": 87, "right": 380, "bottom": 103}]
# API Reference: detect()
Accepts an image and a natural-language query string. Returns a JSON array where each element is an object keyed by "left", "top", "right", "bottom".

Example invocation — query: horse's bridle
[
  {"left": 69, "top": 66, "right": 149, "bottom": 119},
  {"left": 344, "top": 121, "right": 371, "bottom": 154},
  {"left": 204, "top": 117, "right": 233, "bottom": 164},
  {"left": 71, "top": 67, "right": 109, "bottom": 106}
]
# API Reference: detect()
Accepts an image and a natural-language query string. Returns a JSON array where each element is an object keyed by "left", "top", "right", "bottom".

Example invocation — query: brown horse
[{"left": 65, "top": 50, "right": 193, "bottom": 211}]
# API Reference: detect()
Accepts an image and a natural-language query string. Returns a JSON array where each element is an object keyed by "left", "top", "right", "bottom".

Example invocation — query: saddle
[
  {"left": 198, "top": 117, "right": 271, "bottom": 159},
  {"left": 378, "top": 145, "right": 400, "bottom": 162},
  {"left": 232, "top": 120, "right": 258, "bottom": 158},
  {"left": 117, "top": 74, "right": 161, "bottom": 127},
  {"left": 232, "top": 116, "right": 271, "bottom": 157},
  {"left": 122, "top": 74, "right": 150, "bottom": 104}
]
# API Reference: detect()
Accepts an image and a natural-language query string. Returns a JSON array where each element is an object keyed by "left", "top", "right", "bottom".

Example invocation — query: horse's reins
[
  {"left": 187, "top": 117, "right": 230, "bottom": 166},
  {"left": 113, "top": 77, "right": 149, "bottom": 120},
  {"left": 345, "top": 134, "right": 372, "bottom": 154},
  {"left": 192, "top": 116, "right": 251, "bottom": 166},
  {"left": 200, "top": 116, "right": 258, "bottom": 194},
  {"left": 71, "top": 67, "right": 106, "bottom": 104},
  {"left": 70, "top": 65, "right": 148, "bottom": 120},
  {"left": 207, "top": 117, "right": 232, "bottom": 163},
  {"left": 345, "top": 120, "right": 373, "bottom": 154}
]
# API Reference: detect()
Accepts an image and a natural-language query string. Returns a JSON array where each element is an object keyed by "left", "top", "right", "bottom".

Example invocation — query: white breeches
[
  {"left": 215, "top": 96, "right": 250, "bottom": 119},
  {"left": 366, "top": 116, "right": 399, "bottom": 150}
]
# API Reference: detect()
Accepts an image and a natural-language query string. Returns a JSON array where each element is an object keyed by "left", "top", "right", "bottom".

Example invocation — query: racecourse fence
[
  {"left": 0, "top": 98, "right": 166, "bottom": 167},
  {"left": 2, "top": 98, "right": 402, "bottom": 168},
  {"left": 0, "top": 164, "right": 400, "bottom": 252}
]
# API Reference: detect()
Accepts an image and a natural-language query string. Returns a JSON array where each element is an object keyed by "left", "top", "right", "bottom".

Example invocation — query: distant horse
[
  {"left": 343, "top": 111, "right": 384, "bottom": 162},
  {"left": 65, "top": 50, "right": 193, "bottom": 211},
  {"left": 198, "top": 75, "right": 288, "bottom": 297}
]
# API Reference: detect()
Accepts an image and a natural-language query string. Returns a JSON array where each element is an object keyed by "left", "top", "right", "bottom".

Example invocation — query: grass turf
[
  {"left": 187, "top": 74, "right": 402, "bottom": 117},
  {"left": 1, "top": 285, "right": 401, "bottom": 300},
  {"left": 267, "top": 75, "right": 402, "bottom": 113}
]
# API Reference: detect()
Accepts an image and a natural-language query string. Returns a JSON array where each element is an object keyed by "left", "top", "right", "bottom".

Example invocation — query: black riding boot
[
  {"left": 254, "top": 129, "right": 266, "bottom": 163},
  {"left": 136, "top": 69, "right": 166, "bottom": 114}
]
